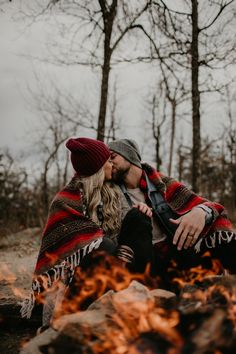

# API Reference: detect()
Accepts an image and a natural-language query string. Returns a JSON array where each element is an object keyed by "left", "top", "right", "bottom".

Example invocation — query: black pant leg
[
  {"left": 170, "top": 231, "right": 236, "bottom": 274},
  {"left": 118, "top": 208, "right": 154, "bottom": 272},
  {"left": 205, "top": 231, "right": 236, "bottom": 273},
  {"left": 79, "top": 237, "right": 117, "bottom": 270}
]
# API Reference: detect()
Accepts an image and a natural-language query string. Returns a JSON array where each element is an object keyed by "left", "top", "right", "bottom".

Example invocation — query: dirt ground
[{"left": 0, "top": 228, "right": 42, "bottom": 354}]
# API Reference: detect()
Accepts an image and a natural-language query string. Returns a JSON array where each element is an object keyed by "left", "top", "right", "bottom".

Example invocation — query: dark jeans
[
  {"left": 118, "top": 208, "right": 154, "bottom": 273},
  {"left": 118, "top": 208, "right": 236, "bottom": 275},
  {"left": 79, "top": 237, "right": 117, "bottom": 270}
]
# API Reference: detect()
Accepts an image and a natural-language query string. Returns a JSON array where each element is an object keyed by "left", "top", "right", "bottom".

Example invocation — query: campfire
[{"left": 2, "top": 251, "right": 236, "bottom": 354}]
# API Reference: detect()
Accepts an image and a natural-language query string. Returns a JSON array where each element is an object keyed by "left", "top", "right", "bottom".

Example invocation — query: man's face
[
  {"left": 103, "top": 159, "right": 113, "bottom": 181},
  {"left": 110, "top": 151, "right": 131, "bottom": 182}
]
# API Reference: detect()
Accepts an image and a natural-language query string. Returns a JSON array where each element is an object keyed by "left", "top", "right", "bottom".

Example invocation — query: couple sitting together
[{"left": 21, "top": 137, "right": 236, "bottom": 327}]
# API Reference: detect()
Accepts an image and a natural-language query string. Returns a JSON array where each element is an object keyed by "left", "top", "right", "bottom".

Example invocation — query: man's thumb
[{"left": 169, "top": 217, "right": 181, "bottom": 225}]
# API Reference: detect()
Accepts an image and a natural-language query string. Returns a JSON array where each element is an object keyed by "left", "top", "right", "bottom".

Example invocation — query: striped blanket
[{"left": 21, "top": 175, "right": 104, "bottom": 319}]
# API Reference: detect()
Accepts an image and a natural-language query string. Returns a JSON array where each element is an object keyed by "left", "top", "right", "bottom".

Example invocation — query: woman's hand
[
  {"left": 170, "top": 208, "right": 206, "bottom": 250},
  {"left": 133, "top": 202, "right": 153, "bottom": 217}
]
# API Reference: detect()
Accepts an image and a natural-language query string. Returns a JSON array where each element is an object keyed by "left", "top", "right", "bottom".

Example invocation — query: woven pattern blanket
[
  {"left": 21, "top": 176, "right": 104, "bottom": 319},
  {"left": 141, "top": 163, "right": 233, "bottom": 234},
  {"left": 35, "top": 176, "right": 104, "bottom": 275},
  {"left": 141, "top": 164, "right": 235, "bottom": 254}
]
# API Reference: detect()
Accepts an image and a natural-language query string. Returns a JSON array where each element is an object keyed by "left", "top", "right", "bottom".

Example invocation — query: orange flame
[
  {"left": 2, "top": 247, "right": 236, "bottom": 353},
  {"left": 54, "top": 253, "right": 158, "bottom": 318},
  {"left": 171, "top": 253, "right": 223, "bottom": 289},
  {"left": 87, "top": 305, "right": 183, "bottom": 354}
]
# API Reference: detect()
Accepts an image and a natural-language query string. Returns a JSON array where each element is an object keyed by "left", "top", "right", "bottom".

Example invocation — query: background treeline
[
  {"left": 1, "top": 130, "right": 235, "bottom": 235},
  {"left": 0, "top": 0, "right": 236, "bottom": 234}
]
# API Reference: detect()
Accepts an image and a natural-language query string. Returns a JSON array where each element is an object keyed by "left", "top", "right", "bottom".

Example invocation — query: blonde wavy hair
[{"left": 77, "top": 167, "right": 122, "bottom": 235}]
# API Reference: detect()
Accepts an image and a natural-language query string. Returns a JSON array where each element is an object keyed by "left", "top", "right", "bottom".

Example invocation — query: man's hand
[
  {"left": 170, "top": 208, "right": 206, "bottom": 250},
  {"left": 133, "top": 202, "right": 153, "bottom": 217}
]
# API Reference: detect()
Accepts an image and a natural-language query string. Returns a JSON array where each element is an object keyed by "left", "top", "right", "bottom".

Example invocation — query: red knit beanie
[{"left": 66, "top": 137, "right": 110, "bottom": 176}]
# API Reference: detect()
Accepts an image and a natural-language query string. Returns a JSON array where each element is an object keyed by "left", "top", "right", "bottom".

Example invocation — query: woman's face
[{"left": 103, "top": 159, "right": 113, "bottom": 181}]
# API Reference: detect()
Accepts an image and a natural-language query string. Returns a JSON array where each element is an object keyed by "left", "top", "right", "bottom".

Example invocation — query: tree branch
[
  {"left": 199, "top": 0, "right": 234, "bottom": 32},
  {"left": 111, "top": 1, "right": 151, "bottom": 52}
]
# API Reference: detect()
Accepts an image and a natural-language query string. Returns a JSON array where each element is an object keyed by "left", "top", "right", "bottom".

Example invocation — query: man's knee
[
  {"left": 118, "top": 207, "right": 153, "bottom": 253},
  {"left": 123, "top": 207, "right": 152, "bottom": 227},
  {"left": 99, "top": 237, "right": 117, "bottom": 255}
]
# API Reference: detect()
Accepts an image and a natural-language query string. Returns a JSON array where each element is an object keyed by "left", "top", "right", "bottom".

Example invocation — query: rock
[
  {"left": 150, "top": 289, "right": 176, "bottom": 299},
  {"left": 53, "top": 281, "right": 153, "bottom": 337},
  {"left": 53, "top": 305, "right": 115, "bottom": 338},
  {"left": 87, "top": 288, "right": 115, "bottom": 312},
  {"left": 179, "top": 274, "right": 236, "bottom": 314},
  {"left": 191, "top": 308, "right": 234, "bottom": 354},
  {"left": 21, "top": 281, "right": 180, "bottom": 354},
  {"left": 150, "top": 288, "right": 177, "bottom": 308},
  {"left": 20, "top": 328, "right": 58, "bottom": 354},
  {"left": 16, "top": 275, "right": 236, "bottom": 354}
]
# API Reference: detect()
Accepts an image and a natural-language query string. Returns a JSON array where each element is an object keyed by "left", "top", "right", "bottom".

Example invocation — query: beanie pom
[{"left": 66, "top": 138, "right": 81, "bottom": 152}]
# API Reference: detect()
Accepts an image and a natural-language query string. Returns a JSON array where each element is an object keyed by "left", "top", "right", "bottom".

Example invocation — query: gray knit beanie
[{"left": 108, "top": 138, "right": 142, "bottom": 168}]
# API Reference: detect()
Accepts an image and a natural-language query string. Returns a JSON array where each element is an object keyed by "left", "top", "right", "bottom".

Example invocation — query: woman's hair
[{"left": 77, "top": 167, "right": 121, "bottom": 235}]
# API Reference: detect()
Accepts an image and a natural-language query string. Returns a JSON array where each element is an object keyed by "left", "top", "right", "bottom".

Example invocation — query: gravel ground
[{"left": 0, "top": 228, "right": 42, "bottom": 354}]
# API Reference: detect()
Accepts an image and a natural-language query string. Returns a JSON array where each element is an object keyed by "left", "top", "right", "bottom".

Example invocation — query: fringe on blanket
[
  {"left": 20, "top": 238, "right": 103, "bottom": 319},
  {"left": 194, "top": 231, "right": 236, "bottom": 253}
]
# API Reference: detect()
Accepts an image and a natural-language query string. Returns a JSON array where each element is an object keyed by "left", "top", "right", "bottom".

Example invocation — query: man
[{"left": 108, "top": 138, "right": 236, "bottom": 275}]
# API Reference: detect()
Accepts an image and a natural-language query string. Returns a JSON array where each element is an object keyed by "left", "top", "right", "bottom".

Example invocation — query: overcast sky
[
  {"left": 0, "top": 1, "right": 235, "bottom": 169},
  {"left": 0, "top": 3, "right": 153, "bottom": 154},
  {"left": 0, "top": 4, "right": 42, "bottom": 151}
]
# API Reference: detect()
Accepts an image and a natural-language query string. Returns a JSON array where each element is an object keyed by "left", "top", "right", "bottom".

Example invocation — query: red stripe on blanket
[
  {"left": 35, "top": 232, "right": 103, "bottom": 272},
  {"left": 165, "top": 181, "right": 182, "bottom": 201},
  {"left": 58, "top": 190, "right": 81, "bottom": 200},
  {"left": 43, "top": 210, "right": 71, "bottom": 230},
  {"left": 213, "top": 217, "right": 232, "bottom": 230},
  {"left": 177, "top": 197, "right": 205, "bottom": 214}
]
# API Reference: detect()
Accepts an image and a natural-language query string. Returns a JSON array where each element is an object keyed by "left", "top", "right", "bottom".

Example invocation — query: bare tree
[
  {"left": 17, "top": 0, "right": 151, "bottom": 141},
  {"left": 0, "top": 149, "right": 35, "bottom": 233},
  {"left": 106, "top": 76, "right": 120, "bottom": 142},
  {"left": 149, "top": 0, "right": 236, "bottom": 191},
  {"left": 149, "top": 90, "right": 166, "bottom": 169},
  {"left": 224, "top": 86, "right": 236, "bottom": 211},
  {"left": 176, "top": 140, "right": 191, "bottom": 183},
  {"left": 26, "top": 75, "right": 85, "bottom": 212}
]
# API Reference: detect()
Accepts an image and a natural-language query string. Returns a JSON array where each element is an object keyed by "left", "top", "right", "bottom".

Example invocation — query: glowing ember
[{"left": 171, "top": 253, "right": 223, "bottom": 288}]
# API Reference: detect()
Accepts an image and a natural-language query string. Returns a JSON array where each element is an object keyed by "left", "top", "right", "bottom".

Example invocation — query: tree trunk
[
  {"left": 42, "top": 166, "right": 49, "bottom": 211},
  {"left": 97, "top": 0, "right": 117, "bottom": 141},
  {"left": 97, "top": 51, "right": 111, "bottom": 141},
  {"left": 191, "top": 0, "right": 201, "bottom": 193},
  {"left": 168, "top": 100, "right": 176, "bottom": 176},
  {"left": 151, "top": 95, "right": 163, "bottom": 170},
  {"left": 177, "top": 145, "right": 184, "bottom": 182},
  {"left": 229, "top": 135, "right": 236, "bottom": 210},
  {"left": 155, "top": 129, "right": 162, "bottom": 170}
]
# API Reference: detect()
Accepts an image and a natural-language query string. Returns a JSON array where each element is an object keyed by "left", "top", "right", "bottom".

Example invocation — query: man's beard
[{"left": 112, "top": 166, "right": 129, "bottom": 183}]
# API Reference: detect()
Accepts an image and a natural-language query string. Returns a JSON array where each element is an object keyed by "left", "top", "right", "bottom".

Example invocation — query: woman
[{"left": 21, "top": 137, "right": 124, "bottom": 326}]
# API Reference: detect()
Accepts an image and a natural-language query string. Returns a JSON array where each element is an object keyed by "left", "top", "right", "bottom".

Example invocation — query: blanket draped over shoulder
[
  {"left": 142, "top": 163, "right": 232, "bottom": 230},
  {"left": 21, "top": 175, "right": 104, "bottom": 319},
  {"left": 142, "top": 163, "right": 234, "bottom": 252},
  {"left": 21, "top": 165, "right": 234, "bottom": 319}
]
